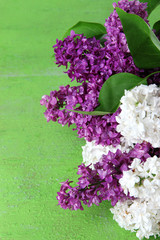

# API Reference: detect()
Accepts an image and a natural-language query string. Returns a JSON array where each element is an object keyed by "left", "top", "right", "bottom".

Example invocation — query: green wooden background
[{"left": 0, "top": 0, "right": 159, "bottom": 239}]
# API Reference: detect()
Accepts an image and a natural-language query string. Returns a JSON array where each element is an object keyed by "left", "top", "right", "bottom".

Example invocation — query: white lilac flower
[
  {"left": 116, "top": 84, "right": 160, "bottom": 148},
  {"left": 119, "top": 156, "right": 160, "bottom": 202},
  {"left": 110, "top": 199, "right": 160, "bottom": 240},
  {"left": 82, "top": 140, "right": 131, "bottom": 169}
]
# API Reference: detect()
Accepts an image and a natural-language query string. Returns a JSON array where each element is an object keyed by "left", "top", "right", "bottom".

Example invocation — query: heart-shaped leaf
[
  {"left": 116, "top": 7, "right": 160, "bottom": 69},
  {"left": 63, "top": 21, "right": 107, "bottom": 41},
  {"left": 140, "top": 0, "right": 160, "bottom": 15}
]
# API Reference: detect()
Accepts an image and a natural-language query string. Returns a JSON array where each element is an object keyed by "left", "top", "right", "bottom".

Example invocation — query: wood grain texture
[{"left": 0, "top": 0, "right": 157, "bottom": 239}]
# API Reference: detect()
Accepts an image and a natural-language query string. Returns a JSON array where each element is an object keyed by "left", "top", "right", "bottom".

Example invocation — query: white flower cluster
[
  {"left": 116, "top": 84, "right": 160, "bottom": 148},
  {"left": 111, "top": 156, "right": 160, "bottom": 239},
  {"left": 111, "top": 199, "right": 160, "bottom": 240},
  {"left": 82, "top": 140, "right": 130, "bottom": 169},
  {"left": 120, "top": 156, "right": 160, "bottom": 200}
]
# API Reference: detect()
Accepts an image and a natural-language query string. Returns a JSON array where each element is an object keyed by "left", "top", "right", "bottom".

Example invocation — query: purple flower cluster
[
  {"left": 105, "top": 0, "right": 160, "bottom": 84},
  {"left": 54, "top": 31, "right": 112, "bottom": 83},
  {"left": 41, "top": 85, "right": 121, "bottom": 145},
  {"left": 57, "top": 142, "right": 152, "bottom": 210},
  {"left": 54, "top": 0, "right": 148, "bottom": 84},
  {"left": 104, "top": 0, "right": 148, "bottom": 75},
  {"left": 41, "top": 0, "right": 152, "bottom": 146}
]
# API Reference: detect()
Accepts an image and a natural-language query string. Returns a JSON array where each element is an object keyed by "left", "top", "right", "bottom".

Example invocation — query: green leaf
[
  {"left": 95, "top": 73, "right": 147, "bottom": 113},
  {"left": 63, "top": 21, "right": 107, "bottom": 41},
  {"left": 116, "top": 7, "right": 160, "bottom": 69},
  {"left": 140, "top": 0, "right": 160, "bottom": 15},
  {"left": 153, "top": 20, "right": 160, "bottom": 35},
  {"left": 148, "top": 4, "right": 160, "bottom": 28}
]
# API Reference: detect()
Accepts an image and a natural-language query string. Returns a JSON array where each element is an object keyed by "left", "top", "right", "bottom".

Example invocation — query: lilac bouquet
[{"left": 41, "top": 0, "right": 160, "bottom": 239}]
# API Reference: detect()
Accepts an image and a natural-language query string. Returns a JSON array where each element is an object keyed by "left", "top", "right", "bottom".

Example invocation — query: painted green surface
[{"left": 0, "top": 0, "right": 158, "bottom": 240}]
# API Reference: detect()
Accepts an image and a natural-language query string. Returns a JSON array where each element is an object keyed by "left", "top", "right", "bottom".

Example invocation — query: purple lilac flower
[
  {"left": 104, "top": 0, "right": 148, "bottom": 75},
  {"left": 57, "top": 142, "right": 152, "bottom": 210},
  {"left": 54, "top": 31, "right": 112, "bottom": 83},
  {"left": 41, "top": 0, "right": 160, "bottom": 146},
  {"left": 54, "top": 0, "right": 148, "bottom": 83},
  {"left": 41, "top": 83, "right": 121, "bottom": 146},
  {"left": 104, "top": 0, "right": 160, "bottom": 85}
]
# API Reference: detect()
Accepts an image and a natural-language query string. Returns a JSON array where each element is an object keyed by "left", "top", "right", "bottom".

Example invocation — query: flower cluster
[
  {"left": 116, "top": 84, "right": 160, "bottom": 148},
  {"left": 120, "top": 156, "right": 160, "bottom": 199},
  {"left": 111, "top": 156, "right": 160, "bottom": 239},
  {"left": 104, "top": 0, "right": 148, "bottom": 74},
  {"left": 111, "top": 199, "right": 160, "bottom": 240},
  {"left": 57, "top": 150, "right": 130, "bottom": 210},
  {"left": 54, "top": 31, "right": 112, "bottom": 83},
  {"left": 54, "top": 0, "right": 149, "bottom": 84},
  {"left": 57, "top": 142, "right": 152, "bottom": 210}
]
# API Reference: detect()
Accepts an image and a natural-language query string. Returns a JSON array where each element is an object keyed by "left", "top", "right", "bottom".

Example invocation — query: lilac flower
[
  {"left": 54, "top": 33, "right": 112, "bottom": 83},
  {"left": 54, "top": 0, "right": 149, "bottom": 84},
  {"left": 105, "top": 0, "right": 160, "bottom": 85},
  {"left": 104, "top": 0, "right": 148, "bottom": 76},
  {"left": 41, "top": 82, "right": 122, "bottom": 146},
  {"left": 57, "top": 151, "right": 129, "bottom": 211},
  {"left": 57, "top": 142, "right": 153, "bottom": 210}
]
